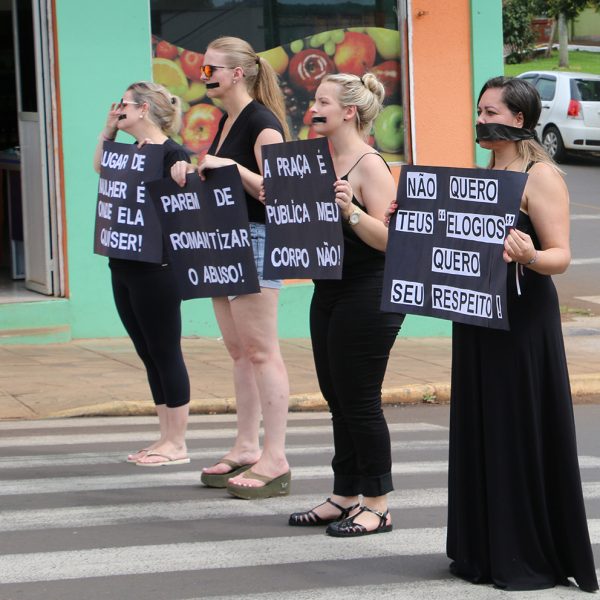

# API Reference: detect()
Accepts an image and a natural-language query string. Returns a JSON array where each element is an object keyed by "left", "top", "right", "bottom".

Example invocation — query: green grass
[{"left": 505, "top": 50, "right": 600, "bottom": 76}]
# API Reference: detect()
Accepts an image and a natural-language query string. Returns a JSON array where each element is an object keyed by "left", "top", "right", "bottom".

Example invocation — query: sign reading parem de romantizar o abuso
[
  {"left": 382, "top": 165, "right": 528, "bottom": 330},
  {"left": 146, "top": 164, "right": 259, "bottom": 300}
]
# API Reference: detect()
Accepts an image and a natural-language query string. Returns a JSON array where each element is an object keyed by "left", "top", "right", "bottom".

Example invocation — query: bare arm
[
  {"left": 171, "top": 127, "right": 283, "bottom": 196},
  {"left": 503, "top": 162, "right": 571, "bottom": 275},
  {"left": 93, "top": 103, "right": 120, "bottom": 174},
  {"left": 339, "top": 154, "right": 397, "bottom": 252}
]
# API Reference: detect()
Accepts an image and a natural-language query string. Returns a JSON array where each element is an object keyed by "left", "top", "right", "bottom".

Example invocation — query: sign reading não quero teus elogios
[{"left": 382, "top": 165, "right": 527, "bottom": 330}]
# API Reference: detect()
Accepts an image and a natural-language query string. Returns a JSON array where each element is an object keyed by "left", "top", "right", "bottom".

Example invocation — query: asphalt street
[{"left": 1, "top": 404, "right": 600, "bottom": 599}]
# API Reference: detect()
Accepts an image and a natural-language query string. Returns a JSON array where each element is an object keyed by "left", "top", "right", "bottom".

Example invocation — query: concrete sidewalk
[{"left": 1, "top": 315, "right": 599, "bottom": 420}]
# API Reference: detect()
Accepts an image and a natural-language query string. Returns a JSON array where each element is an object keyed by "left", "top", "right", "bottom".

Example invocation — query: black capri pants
[
  {"left": 110, "top": 262, "right": 190, "bottom": 408},
  {"left": 310, "top": 273, "right": 404, "bottom": 497}
]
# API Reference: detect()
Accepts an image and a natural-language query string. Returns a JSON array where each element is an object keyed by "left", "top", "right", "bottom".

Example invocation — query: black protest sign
[
  {"left": 94, "top": 141, "right": 164, "bottom": 263},
  {"left": 262, "top": 137, "right": 342, "bottom": 279},
  {"left": 382, "top": 165, "right": 527, "bottom": 330},
  {"left": 146, "top": 165, "right": 259, "bottom": 300}
]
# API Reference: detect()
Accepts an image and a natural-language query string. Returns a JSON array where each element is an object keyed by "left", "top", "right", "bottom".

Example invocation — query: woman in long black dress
[{"left": 447, "top": 76, "right": 598, "bottom": 592}]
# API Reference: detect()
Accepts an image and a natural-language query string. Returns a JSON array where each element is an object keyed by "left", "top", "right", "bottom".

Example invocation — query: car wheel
[{"left": 542, "top": 125, "right": 566, "bottom": 163}]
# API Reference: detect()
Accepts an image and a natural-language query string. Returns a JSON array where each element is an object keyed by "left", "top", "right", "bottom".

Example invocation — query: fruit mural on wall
[{"left": 152, "top": 27, "right": 403, "bottom": 161}]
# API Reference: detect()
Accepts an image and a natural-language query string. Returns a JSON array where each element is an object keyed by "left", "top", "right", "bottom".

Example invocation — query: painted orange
[{"left": 410, "top": 1, "right": 474, "bottom": 167}]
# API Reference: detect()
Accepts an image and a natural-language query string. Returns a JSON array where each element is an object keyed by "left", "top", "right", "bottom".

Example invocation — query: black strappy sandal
[
  {"left": 326, "top": 505, "right": 392, "bottom": 537},
  {"left": 288, "top": 497, "right": 359, "bottom": 527}
]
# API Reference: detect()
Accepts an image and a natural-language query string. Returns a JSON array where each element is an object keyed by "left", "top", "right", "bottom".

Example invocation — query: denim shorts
[{"left": 229, "top": 222, "right": 281, "bottom": 300}]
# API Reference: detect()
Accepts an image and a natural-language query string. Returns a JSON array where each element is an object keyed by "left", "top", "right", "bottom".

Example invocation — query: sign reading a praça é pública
[
  {"left": 146, "top": 164, "right": 259, "bottom": 299},
  {"left": 382, "top": 165, "right": 528, "bottom": 330},
  {"left": 262, "top": 137, "right": 342, "bottom": 280},
  {"left": 94, "top": 141, "right": 164, "bottom": 263}
]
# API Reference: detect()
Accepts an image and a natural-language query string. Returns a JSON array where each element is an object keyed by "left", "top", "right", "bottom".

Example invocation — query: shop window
[{"left": 150, "top": 0, "right": 404, "bottom": 161}]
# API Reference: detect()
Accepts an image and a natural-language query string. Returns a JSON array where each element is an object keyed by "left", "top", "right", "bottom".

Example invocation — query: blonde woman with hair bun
[
  {"left": 171, "top": 37, "right": 291, "bottom": 500},
  {"left": 287, "top": 72, "right": 404, "bottom": 537},
  {"left": 93, "top": 81, "right": 192, "bottom": 467}
]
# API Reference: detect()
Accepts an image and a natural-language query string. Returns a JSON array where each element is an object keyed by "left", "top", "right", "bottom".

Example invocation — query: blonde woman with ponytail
[
  {"left": 93, "top": 82, "right": 192, "bottom": 467},
  {"left": 287, "top": 72, "right": 404, "bottom": 536},
  {"left": 171, "top": 37, "right": 291, "bottom": 499},
  {"left": 447, "top": 76, "right": 597, "bottom": 592}
]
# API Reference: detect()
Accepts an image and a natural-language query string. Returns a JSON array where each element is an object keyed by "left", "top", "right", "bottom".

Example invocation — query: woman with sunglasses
[
  {"left": 287, "top": 73, "right": 404, "bottom": 536},
  {"left": 171, "top": 36, "right": 291, "bottom": 499},
  {"left": 93, "top": 81, "right": 192, "bottom": 467}
]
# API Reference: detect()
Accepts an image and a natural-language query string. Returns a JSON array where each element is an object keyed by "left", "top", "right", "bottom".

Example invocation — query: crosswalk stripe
[
  {"left": 3, "top": 481, "right": 600, "bottom": 533},
  {"left": 0, "top": 439, "right": 449, "bottom": 471},
  {"left": 0, "top": 412, "right": 331, "bottom": 431},
  {"left": 0, "top": 527, "right": 447, "bottom": 584},
  {"left": 204, "top": 577, "right": 599, "bottom": 600},
  {"left": 0, "top": 489, "right": 449, "bottom": 532},
  {"left": 0, "top": 461, "right": 451, "bottom": 496},
  {"left": 3, "top": 521, "right": 600, "bottom": 586},
  {"left": 0, "top": 422, "right": 447, "bottom": 448},
  {"left": 3, "top": 457, "right": 600, "bottom": 497}
]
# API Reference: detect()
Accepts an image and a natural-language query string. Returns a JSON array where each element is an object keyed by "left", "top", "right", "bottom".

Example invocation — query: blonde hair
[
  {"left": 490, "top": 139, "right": 563, "bottom": 175},
  {"left": 127, "top": 81, "right": 182, "bottom": 136},
  {"left": 322, "top": 72, "right": 385, "bottom": 138},
  {"left": 207, "top": 36, "right": 290, "bottom": 140}
]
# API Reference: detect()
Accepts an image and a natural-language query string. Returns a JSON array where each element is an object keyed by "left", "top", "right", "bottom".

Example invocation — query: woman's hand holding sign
[
  {"left": 504, "top": 228, "right": 537, "bottom": 266},
  {"left": 334, "top": 179, "right": 355, "bottom": 221},
  {"left": 170, "top": 160, "right": 194, "bottom": 187},
  {"left": 196, "top": 154, "right": 235, "bottom": 181}
]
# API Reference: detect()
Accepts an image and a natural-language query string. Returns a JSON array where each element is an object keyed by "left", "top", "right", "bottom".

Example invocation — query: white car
[{"left": 517, "top": 70, "right": 600, "bottom": 162}]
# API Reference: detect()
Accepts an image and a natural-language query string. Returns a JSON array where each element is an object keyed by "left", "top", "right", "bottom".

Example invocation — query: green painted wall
[
  {"left": 2, "top": 0, "right": 506, "bottom": 343},
  {"left": 470, "top": 0, "right": 504, "bottom": 167}
]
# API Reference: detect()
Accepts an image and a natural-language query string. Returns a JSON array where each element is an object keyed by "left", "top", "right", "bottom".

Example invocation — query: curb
[{"left": 37, "top": 374, "right": 600, "bottom": 420}]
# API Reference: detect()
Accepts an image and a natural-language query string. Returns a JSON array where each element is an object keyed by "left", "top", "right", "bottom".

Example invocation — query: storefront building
[{"left": 0, "top": 0, "right": 502, "bottom": 343}]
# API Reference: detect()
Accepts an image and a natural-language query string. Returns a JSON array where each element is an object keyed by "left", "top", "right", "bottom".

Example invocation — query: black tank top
[{"left": 340, "top": 152, "right": 389, "bottom": 279}]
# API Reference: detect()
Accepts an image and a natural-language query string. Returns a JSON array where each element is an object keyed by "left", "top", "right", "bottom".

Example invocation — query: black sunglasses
[{"left": 200, "top": 64, "right": 234, "bottom": 78}]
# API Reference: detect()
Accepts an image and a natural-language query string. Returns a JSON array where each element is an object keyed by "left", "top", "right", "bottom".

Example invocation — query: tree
[
  {"left": 503, "top": 0, "right": 538, "bottom": 63},
  {"left": 539, "top": 0, "right": 600, "bottom": 67}
]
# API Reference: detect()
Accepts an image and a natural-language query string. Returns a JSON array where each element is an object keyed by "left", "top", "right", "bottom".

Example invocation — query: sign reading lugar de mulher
[
  {"left": 262, "top": 137, "right": 342, "bottom": 280},
  {"left": 382, "top": 165, "right": 528, "bottom": 330},
  {"left": 145, "top": 164, "right": 259, "bottom": 300},
  {"left": 94, "top": 141, "right": 164, "bottom": 263}
]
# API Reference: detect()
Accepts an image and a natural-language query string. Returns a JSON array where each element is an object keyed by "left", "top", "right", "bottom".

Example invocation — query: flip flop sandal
[
  {"left": 136, "top": 452, "right": 191, "bottom": 467},
  {"left": 200, "top": 458, "right": 254, "bottom": 488},
  {"left": 226, "top": 469, "right": 291, "bottom": 500},
  {"left": 126, "top": 448, "right": 150, "bottom": 463}
]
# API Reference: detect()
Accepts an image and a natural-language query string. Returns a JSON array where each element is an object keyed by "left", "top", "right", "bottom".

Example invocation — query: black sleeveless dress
[{"left": 447, "top": 210, "right": 598, "bottom": 592}]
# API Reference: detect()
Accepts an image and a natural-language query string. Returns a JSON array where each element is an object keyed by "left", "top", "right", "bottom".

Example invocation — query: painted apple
[
  {"left": 288, "top": 49, "right": 335, "bottom": 93},
  {"left": 183, "top": 81, "right": 207, "bottom": 104},
  {"left": 155, "top": 40, "right": 179, "bottom": 60},
  {"left": 371, "top": 61, "right": 401, "bottom": 100},
  {"left": 302, "top": 101, "right": 316, "bottom": 126},
  {"left": 180, "top": 50, "right": 204, "bottom": 81},
  {"left": 333, "top": 32, "right": 376, "bottom": 76},
  {"left": 181, "top": 103, "right": 223, "bottom": 154},
  {"left": 373, "top": 104, "right": 404, "bottom": 153},
  {"left": 260, "top": 46, "right": 289, "bottom": 75},
  {"left": 366, "top": 27, "right": 401, "bottom": 60}
]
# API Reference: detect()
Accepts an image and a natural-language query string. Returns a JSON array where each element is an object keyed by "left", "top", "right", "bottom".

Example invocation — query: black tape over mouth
[
  {"left": 206, "top": 82, "right": 220, "bottom": 89},
  {"left": 475, "top": 123, "right": 535, "bottom": 143},
  {"left": 311, "top": 116, "right": 327, "bottom": 123}
]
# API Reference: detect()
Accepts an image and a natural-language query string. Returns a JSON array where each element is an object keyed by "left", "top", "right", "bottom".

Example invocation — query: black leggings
[
  {"left": 310, "top": 275, "right": 404, "bottom": 497},
  {"left": 110, "top": 263, "right": 190, "bottom": 408}
]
